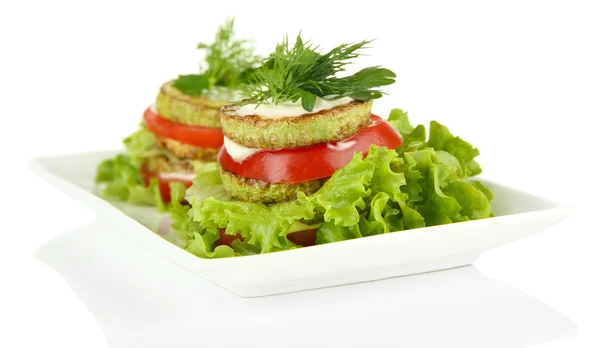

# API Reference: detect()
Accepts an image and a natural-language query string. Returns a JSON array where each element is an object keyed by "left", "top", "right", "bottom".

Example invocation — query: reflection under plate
[{"left": 35, "top": 221, "right": 577, "bottom": 348}]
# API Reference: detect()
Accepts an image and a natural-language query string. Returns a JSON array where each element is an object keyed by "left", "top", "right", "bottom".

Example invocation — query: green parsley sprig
[
  {"left": 247, "top": 34, "right": 396, "bottom": 111},
  {"left": 172, "top": 18, "right": 261, "bottom": 96}
]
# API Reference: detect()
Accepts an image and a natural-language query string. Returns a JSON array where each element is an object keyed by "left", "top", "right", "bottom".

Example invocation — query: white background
[{"left": 1, "top": 0, "right": 599, "bottom": 347}]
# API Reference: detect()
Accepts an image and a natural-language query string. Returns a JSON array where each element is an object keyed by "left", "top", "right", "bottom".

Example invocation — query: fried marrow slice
[
  {"left": 155, "top": 137, "right": 219, "bottom": 161},
  {"left": 155, "top": 81, "right": 226, "bottom": 127},
  {"left": 144, "top": 155, "right": 195, "bottom": 174},
  {"left": 220, "top": 100, "right": 372, "bottom": 149},
  {"left": 221, "top": 169, "right": 326, "bottom": 204}
]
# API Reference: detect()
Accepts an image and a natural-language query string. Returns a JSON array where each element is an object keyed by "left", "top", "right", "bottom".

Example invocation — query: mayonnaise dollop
[
  {"left": 236, "top": 97, "right": 353, "bottom": 119},
  {"left": 223, "top": 136, "right": 261, "bottom": 162},
  {"left": 326, "top": 140, "right": 356, "bottom": 151},
  {"left": 224, "top": 138, "right": 361, "bottom": 163}
]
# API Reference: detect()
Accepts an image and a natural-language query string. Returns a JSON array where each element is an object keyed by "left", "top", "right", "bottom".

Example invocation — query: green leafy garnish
[
  {"left": 171, "top": 75, "right": 210, "bottom": 96},
  {"left": 247, "top": 34, "right": 396, "bottom": 111},
  {"left": 122, "top": 124, "right": 159, "bottom": 165},
  {"left": 172, "top": 17, "right": 261, "bottom": 96}
]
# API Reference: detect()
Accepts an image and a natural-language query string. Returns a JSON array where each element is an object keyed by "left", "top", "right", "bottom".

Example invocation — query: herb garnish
[
  {"left": 246, "top": 34, "right": 396, "bottom": 112},
  {"left": 172, "top": 18, "right": 261, "bottom": 96}
]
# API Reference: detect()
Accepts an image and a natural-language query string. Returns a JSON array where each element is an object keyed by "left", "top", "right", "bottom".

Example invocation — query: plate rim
[{"left": 29, "top": 150, "right": 574, "bottom": 265}]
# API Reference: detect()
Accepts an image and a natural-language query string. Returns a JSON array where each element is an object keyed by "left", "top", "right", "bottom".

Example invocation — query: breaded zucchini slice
[
  {"left": 220, "top": 100, "right": 372, "bottom": 149},
  {"left": 155, "top": 81, "right": 227, "bottom": 127},
  {"left": 155, "top": 137, "right": 219, "bottom": 161},
  {"left": 144, "top": 155, "right": 195, "bottom": 174},
  {"left": 221, "top": 169, "right": 326, "bottom": 204}
]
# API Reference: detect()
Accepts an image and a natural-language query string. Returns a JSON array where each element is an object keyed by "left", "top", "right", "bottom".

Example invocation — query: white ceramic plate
[{"left": 31, "top": 150, "right": 572, "bottom": 297}]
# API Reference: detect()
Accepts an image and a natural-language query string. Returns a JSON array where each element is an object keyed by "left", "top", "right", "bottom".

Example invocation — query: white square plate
[{"left": 31, "top": 150, "right": 572, "bottom": 297}]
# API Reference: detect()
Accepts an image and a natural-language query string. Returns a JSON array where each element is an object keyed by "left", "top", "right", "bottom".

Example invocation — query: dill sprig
[
  {"left": 172, "top": 18, "right": 262, "bottom": 96},
  {"left": 247, "top": 34, "right": 396, "bottom": 111}
]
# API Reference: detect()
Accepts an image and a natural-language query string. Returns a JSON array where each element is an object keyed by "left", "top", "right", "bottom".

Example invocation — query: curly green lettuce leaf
[
  {"left": 170, "top": 184, "right": 200, "bottom": 241},
  {"left": 400, "top": 148, "right": 483, "bottom": 226},
  {"left": 311, "top": 145, "right": 491, "bottom": 241},
  {"left": 230, "top": 240, "right": 262, "bottom": 256},
  {"left": 405, "top": 152, "right": 492, "bottom": 226},
  {"left": 316, "top": 221, "right": 362, "bottom": 244},
  {"left": 95, "top": 154, "right": 163, "bottom": 207},
  {"left": 95, "top": 150, "right": 189, "bottom": 211},
  {"left": 471, "top": 180, "right": 494, "bottom": 201},
  {"left": 396, "top": 203, "right": 426, "bottom": 230},
  {"left": 442, "top": 181, "right": 491, "bottom": 220},
  {"left": 398, "top": 125, "right": 427, "bottom": 155},
  {"left": 129, "top": 179, "right": 167, "bottom": 210},
  {"left": 181, "top": 162, "right": 318, "bottom": 253},
  {"left": 435, "top": 150, "right": 463, "bottom": 176},
  {"left": 170, "top": 163, "right": 227, "bottom": 243},
  {"left": 358, "top": 192, "right": 396, "bottom": 236},
  {"left": 186, "top": 232, "right": 235, "bottom": 258},
  {"left": 427, "top": 121, "right": 482, "bottom": 177},
  {"left": 368, "top": 146, "right": 406, "bottom": 199},
  {"left": 186, "top": 146, "right": 406, "bottom": 253},
  {"left": 414, "top": 160, "right": 465, "bottom": 225},
  {"left": 123, "top": 125, "right": 160, "bottom": 165},
  {"left": 193, "top": 197, "right": 313, "bottom": 253},
  {"left": 176, "top": 110, "right": 494, "bottom": 258},
  {"left": 388, "top": 108, "right": 414, "bottom": 136},
  {"left": 394, "top": 153, "right": 424, "bottom": 204},
  {"left": 95, "top": 125, "right": 157, "bottom": 203},
  {"left": 185, "top": 162, "right": 230, "bottom": 206},
  {"left": 388, "top": 108, "right": 427, "bottom": 155},
  {"left": 391, "top": 109, "right": 481, "bottom": 177},
  {"left": 298, "top": 153, "right": 375, "bottom": 226}
]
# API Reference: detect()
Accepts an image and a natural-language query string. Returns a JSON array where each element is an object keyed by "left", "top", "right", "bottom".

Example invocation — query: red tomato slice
[
  {"left": 217, "top": 228, "right": 317, "bottom": 247},
  {"left": 217, "top": 228, "right": 243, "bottom": 246},
  {"left": 287, "top": 229, "right": 317, "bottom": 247},
  {"left": 143, "top": 107, "right": 224, "bottom": 148},
  {"left": 140, "top": 164, "right": 193, "bottom": 202},
  {"left": 218, "top": 115, "right": 402, "bottom": 184}
]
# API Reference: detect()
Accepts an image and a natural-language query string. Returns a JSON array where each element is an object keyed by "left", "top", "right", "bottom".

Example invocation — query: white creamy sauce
[
  {"left": 224, "top": 137, "right": 359, "bottom": 163},
  {"left": 223, "top": 136, "right": 261, "bottom": 162},
  {"left": 149, "top": 103, "right": 158, "bottom": 113},
  {"left": 159, "top": 171, "right": 196, "bottom": 181},
  {"left": 236, "top": 97, "right": 353, "bottom": 119},
  {"left": 326, "top": 140, "right": 357, "bottom": 151}
]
